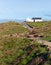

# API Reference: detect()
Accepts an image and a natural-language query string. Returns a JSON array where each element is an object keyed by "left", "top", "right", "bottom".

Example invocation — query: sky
[{"left": 0, "top": 0, "right": 51, "bottom": 20}]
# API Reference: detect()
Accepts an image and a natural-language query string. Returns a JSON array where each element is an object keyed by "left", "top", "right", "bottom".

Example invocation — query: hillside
[
  {"left": 0, "top": 21, "right": 51, "bottom": 65},
  {"left": 27, "top": 22, "right": 51, "bottom": 41},
  {"left": 0, "top": 22, "right": 27, "bottom": 36}
]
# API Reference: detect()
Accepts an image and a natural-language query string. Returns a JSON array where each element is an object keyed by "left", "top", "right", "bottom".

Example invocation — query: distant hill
[{"left": 0, "top": 19, "right": 25, "bottom": 23}]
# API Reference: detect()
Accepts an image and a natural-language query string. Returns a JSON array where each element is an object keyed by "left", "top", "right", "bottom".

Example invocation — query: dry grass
[
  {"left": 0, "top": 21, "right": 51, "bottom": 65},
  {"left": 27, "top": 22, "right": 51, "bottom": 41},
  {"left": 0, "top": 21, "right": 27, "bottom": 36}
]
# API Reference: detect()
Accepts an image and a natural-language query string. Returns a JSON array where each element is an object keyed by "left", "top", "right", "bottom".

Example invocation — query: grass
[
  {"left": 0, "top": 35, "right": 34, "bottom": 65},
  {"left": 27, "top": 22, "right": 51, "bottom": 41},
  {"left": 42, "top": 36, "right": 51, "bottom": 42},
  {"left": 0, "top": 35, "right": 49, "bottom": 65},
  {"left": 0, "top": 21, "right": 51, "bottom": 65},
  {"left": 0, "top": 21, "right": 27, "bottom": 36},
  {"left": 27, "top": 21, "right": 51, "bottom": 28}
]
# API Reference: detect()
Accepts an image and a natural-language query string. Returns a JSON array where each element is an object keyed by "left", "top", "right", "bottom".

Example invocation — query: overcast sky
[{"left": 0, "top": 0, "right": 51, "bottom": 20}]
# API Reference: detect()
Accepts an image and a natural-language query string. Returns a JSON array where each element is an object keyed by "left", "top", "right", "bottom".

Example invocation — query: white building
[
  {"left": 32, "top": 17, "right": 43, "bottom": 22},
  {"left": 25, "top": 18, "right": 34, "bottom": 22},
  {"left": 25, "top": 17, "right": 43, "bottom": 22}
]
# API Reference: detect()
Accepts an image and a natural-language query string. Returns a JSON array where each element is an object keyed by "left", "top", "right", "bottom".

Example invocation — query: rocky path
[
  {"left": 36, "top": 38, "right": 51, "bottom": 50},
  {"left": 21, "top": 22, "right": 51, "bottom": 50},
  {"left": 21, "top": 22, "right": 33, "bottom": 30}
]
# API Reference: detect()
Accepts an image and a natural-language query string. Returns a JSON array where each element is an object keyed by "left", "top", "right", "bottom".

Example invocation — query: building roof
[{"left": 32, "top": 17, "right": 42, "bottom": 19}]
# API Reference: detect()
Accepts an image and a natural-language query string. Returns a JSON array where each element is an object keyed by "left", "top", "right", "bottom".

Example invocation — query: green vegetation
[
  {"left": 0, "top": 36, "right": 51, "bottom": 65},
  {"left": 0, "top": 21, "right": 27, "bottom": 36},
  {"left": 27, "top": 22, "right": 51, "bottom": 41},
  {"left": 27, "top": 22, "right": 51, "bottom": 28},
  {"left": 42, "top": 36, "right": 51, "bottom": 41},
  {"left": 0, "top": 21, "right": 51, "bottom": 65}
]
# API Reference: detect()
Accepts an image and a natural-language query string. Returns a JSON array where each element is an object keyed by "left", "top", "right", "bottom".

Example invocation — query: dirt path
[
  {"left": 21, "top": 22, "right": 51, "bottom": 50},
  {"left": 35, "top": 38, "right": 51, "bottom": 50},
  {"left": 21, "top": 22, "right": 33, "bottom": 30}
]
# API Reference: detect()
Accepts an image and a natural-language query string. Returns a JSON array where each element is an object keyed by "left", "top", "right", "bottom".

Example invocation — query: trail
[
  {"left": 9, "top": 22, "right": 51, "bottom": 65},
  {"left": 21, "top": 22, "right": 33, "bottom": 30},
  {"left": 22, "top": 22, "right": 51, "bottom": 50},
  {"left": 36, "top": 38, "right": 51, "bottom": 50}
]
